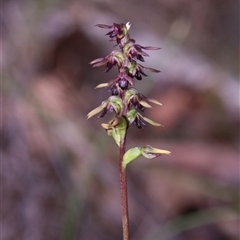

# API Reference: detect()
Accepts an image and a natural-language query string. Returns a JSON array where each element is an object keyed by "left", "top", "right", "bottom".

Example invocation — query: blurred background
[{"left": 2, "top": 0, "right": 239, "bottom": 240}]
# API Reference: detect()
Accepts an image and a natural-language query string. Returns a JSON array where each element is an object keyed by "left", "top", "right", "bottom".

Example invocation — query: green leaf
[
  {"left": 112, "top": 117, "right": 127, "bottom": 146},
  {"left": 101, "top": 117, "right": 127, "bottom": 147},
  {"left": 122, "top": 147, "right": 143, "bottom": 169}
]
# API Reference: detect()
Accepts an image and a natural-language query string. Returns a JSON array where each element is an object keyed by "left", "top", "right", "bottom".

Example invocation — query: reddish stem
[{"left": 119, "top": 134, "right": 130, "bottom": 240}]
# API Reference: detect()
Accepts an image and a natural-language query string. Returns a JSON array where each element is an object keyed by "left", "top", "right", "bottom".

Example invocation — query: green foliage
[
  {"left": 101, "top": 117, "right": 127, "bottom": 147},
  {"left": 123, "top": 147, "right": 142, "bottom": 168}
]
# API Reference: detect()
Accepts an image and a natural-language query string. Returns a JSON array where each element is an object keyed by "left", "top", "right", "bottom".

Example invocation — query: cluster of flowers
[{"left": 87, "top": 22, "right": 170, "bottom": 165}]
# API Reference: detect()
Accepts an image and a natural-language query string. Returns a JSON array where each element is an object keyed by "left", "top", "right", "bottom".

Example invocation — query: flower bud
[{"left": 118, "top": 77, "right": 129, "bottom": 90}]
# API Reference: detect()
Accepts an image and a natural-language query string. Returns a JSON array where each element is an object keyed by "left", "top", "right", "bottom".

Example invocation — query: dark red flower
[
  {"left": 124, "top": 42, "right": 161, "bottom": 61},
  {"left": 90, "top": 50, "right": 125, "bottom": 72},
  {"left": 95, "top": 23, "right": 131, "bottom": 45},
  {"left": 107, "top": 69, "right": 134, "bottom": 90},
  {"left": 127, "top": 60, "right": 160, "bottom": 80}
]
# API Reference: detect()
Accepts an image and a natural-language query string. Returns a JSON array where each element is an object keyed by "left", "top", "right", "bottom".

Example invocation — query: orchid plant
[{"left": 87, "top": 22, "right": 170, "bottom": 240}]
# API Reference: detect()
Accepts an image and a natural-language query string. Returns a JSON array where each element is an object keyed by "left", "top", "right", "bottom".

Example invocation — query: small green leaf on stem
[
  {"left": 101, "top": 117, "right": 127, "bottom": 146},
  {"left": 122, "top": 147, "right": 143, "bottom": 169}
]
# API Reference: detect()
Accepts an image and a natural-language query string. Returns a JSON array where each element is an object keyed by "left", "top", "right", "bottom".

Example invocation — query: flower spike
[{"left": 87, "top": 22, "right": 170, "bottom": 239}]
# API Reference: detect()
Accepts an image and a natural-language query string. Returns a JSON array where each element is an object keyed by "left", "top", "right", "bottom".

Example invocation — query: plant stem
[{"left": 119, "top": 134, "right": 130, "bottom": 240}]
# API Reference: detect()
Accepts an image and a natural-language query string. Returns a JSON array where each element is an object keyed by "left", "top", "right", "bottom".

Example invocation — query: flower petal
[
  {"left": 142, "top": 145, "right": 171, "bottom": 159},
  {"left": 125, "top": 22, "right": 131, "bottom": 30},
  {"left": 127, "top": 109, "right": 138, "bottom": 124},
  {"left": 147, "top": 98, "right": 163, "bottom": 106},
  {"left": 95, "top": 83, "right": 108, "bottom": 89},
  {"left": 140, "top": 46, "right": 161, "bottom": 50},
  {"left": 87, "top": 102, "right": 107, "bottom": 119},
  {"left": 90, "top": 57, "right": 105, "bottom": 64},
  {"left": 123, "top": 145, "right": 171, "bottom": 168},
  {"left": 140, "top": 65, "right": 161, "bottom": 73},
  {"left": 95, "top": 24, "right": 112, "bottom": 29},
  {"left": 101, "top": 123, "right": 110, "bottom": 129},
  {"left": 123, "top": 73, "right": 134, "bottom": 85},
  {"left": 92, "top": 60, "right": 109, "bottom": 68},
  {"left": 108, "top": 96, "right": 123, "bottom": 114},
  {"left": 138, "top": 113, "right": 161, "bottom": 126},
  {"left": 107, "top": 76, "right": 120, "bottom": 87},
  {"left": 139, "top": 100, "right": 152, "bottom": 108}
]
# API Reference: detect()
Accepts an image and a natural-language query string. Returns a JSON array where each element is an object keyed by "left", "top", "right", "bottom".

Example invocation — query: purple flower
[
  {"left": 95, "top": 22, "right": 131, "bottom": 45},
  {"left": 90, "top": 50, "right": 125, "bottom": 72},
  {"left": 87, "top": 96, "right": 123, "bottom": 119},
  {"left": 124, "top": 88, "right": 163, "bottom": 112},
  {"left": 124, "top": 42, "right": 161, "bottom": 62},
  {"left": 127, "top": 60, "right": 160, "bottom": 80},
  {"left": 107, "top": 69, "right": 134, "bottom": 91},
  {"left": 127, "top": 109, "right": 161, "bottom": 129}
]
